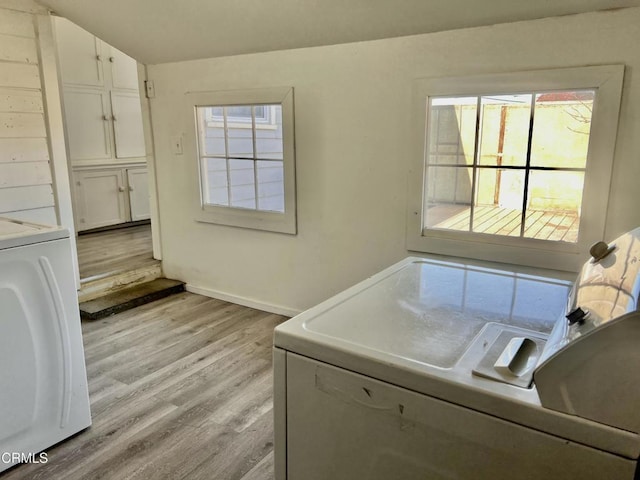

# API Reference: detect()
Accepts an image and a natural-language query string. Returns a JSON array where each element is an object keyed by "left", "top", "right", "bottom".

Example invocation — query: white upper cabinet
[
  {"left": 109, "top": 47, "right": 140, "bottom": 90},
  {"left": 111, "top": 92, "right": 146, "bottom": 159},
  {"left": 54, "top": 17, "right": 146, "bottom": 166},
  {"left": 63, "top": 88, "right": 112, "bottom": 161},
  {"left": 54, "top": 18, "right": 104, "bottom": 87}
]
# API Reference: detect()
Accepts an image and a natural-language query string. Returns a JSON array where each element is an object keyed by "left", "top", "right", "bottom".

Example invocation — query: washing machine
[
  {"left": 274, "top": 228, "right": 640, "bottom": 479},
  {"left": 0, "top": 217, "right": 91, "bottom": 473}
]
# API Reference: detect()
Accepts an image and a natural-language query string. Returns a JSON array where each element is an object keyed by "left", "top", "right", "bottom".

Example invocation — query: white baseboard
[{"left": 185, "top": 284, "right": 302, "bottom": 318}]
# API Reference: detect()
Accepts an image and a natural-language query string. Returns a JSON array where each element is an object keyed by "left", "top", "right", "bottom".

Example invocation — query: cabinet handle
[
  {"left": 109, "top": 56, "right": 115, "bottom": 63},
  {"left": 129, "top": 186, "right": 134, "bottom": 192},
  {"left": 103, "top": 115, "right": 110, "bottom": 121},
  {"left": 118, "top": 186, "right": 125, "bottom": 192},
  {"left": 96, "top": 54, "right": 102, "bottom": 61},
  {"left": 112, "top": 115, "right": 117, "bottom": 122}
]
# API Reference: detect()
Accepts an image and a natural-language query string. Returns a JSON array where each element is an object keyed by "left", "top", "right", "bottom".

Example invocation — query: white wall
[{"left": 149, "top": 8, "right": 640, "bottom": 315}]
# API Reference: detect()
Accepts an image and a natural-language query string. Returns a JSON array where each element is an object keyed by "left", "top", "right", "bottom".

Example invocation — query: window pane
[
  {"left": 530, "top": 90, "right": 595, "bottom": 168},
  {"left": 202, "top": 157, "right": 228, "bottom": 206},
  {"left": 256, "top": 160, "right": 284, "bottom": 212},
  {"left": 228, "top": 159, "right": 256, "bottom": 209},
  {"left": 226, "top": 105, "right": 253, "bottom": 120},
  {"left": 425, "top": 166, "right": 473, "bottom": 231},
  {"left": 524, "top": 170, "right": 583, "bottom": 242},
  {"left": 473, "top": 168, "right": 524, "bottom": 236},
  {"left": 198, "top": 107, "right": 226, "bottom": 156},
  {"left": 226, "top": 107, "right": 254, "bottom": 158},
  {"left": 427, "top": 97, "right": 477, "bottom": 166},
  {"left": 256, "top": 105, "right": 283, "bottom": 160},
  {"left": 478, "top": 95, "right": 531, "bottom": 167},
  {"left": 253, "top": 105, "right": 268, "bottom": 123}
]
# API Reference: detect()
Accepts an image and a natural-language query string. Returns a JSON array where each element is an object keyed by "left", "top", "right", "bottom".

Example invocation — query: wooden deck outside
[{"left": 427, "top": 204, "right": 579, "bottom": 242}]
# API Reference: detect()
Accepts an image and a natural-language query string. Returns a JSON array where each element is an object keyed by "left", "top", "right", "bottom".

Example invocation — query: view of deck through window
[{"left": 425, "top": 90, "right": 595, "bottom": 243}]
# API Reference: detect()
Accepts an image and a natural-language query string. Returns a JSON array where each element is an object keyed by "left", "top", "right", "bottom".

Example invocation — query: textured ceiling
[{"left": 36, "top": 0, "right": 640, "bottom": 64}]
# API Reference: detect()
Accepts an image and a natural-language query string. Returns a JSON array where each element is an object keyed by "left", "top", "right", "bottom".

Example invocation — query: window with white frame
[
  {"left": 407, "top": 66, "right": 624, "bottom": 271},
  {"left": 187, "top": 87, "right": 296, "bottom": 234}
]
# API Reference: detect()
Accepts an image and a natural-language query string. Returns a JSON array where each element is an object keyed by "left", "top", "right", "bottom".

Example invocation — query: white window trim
[
  {"left": 185, "top": 87, "right": 297, "bottom": 234},
  {"left": 406, "top": 65, "right": 624, "bottom": 272}
]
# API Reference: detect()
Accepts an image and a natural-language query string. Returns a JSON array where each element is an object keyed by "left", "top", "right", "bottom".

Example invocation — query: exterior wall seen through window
[{"left": 196, "top": 105, "right": 285, "bottom": 213}]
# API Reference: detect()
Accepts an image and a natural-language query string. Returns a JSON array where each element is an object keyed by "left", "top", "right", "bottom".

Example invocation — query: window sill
[{"left": 195, "top": 204, "right": 296, "bottom": 235}]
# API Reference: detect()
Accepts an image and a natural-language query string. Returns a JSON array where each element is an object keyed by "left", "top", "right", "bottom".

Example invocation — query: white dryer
[{"left": 0, "top": 218, "right": 91, "bottom": 473}]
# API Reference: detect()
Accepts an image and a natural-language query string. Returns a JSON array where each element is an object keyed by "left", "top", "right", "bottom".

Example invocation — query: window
[
  {"left": 426, "top": 91, "right": 594, "bottom": 242},
  {"left": 407, "top": 66, "right": 624, "bottom": 271},
  {"left": 186, "top": 87, "right": 296, "bottom": 234}
]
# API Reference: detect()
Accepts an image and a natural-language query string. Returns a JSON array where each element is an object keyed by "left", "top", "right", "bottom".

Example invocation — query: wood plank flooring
[
  {"left": 427, "top": 204, "right": 579, "bottom": 242},
  {"left": 77, "top": 224, "right": 155, "bottom": 280},
  {"left": 2, "top": 292, "right": 286, "bottom": 480}
]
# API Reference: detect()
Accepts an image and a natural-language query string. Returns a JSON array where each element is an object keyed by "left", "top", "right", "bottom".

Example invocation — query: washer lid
[
  {"left": 0, "top": 217, "right": 68, "bottom": 250},
  {"left": 277, "top": 258, "right": 569, "bottom": 369}
]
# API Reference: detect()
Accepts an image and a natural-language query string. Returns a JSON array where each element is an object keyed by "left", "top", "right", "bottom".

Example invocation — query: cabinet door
[
  {"left": 108, "top": 45, "right": 140, "bottom": 90},
  {"left": 54, "top": 17, "right": 104, "bottom": 87},
  {"left": 73, "top": 169, "right": 128, "bottom": 231},
  {"left": 63, "top": 89, "right": 112, "bottom": 162},
  {"left": 110, "top": 92, "right": 146, "bottom": 159},
  {"left": 126, "top": 168, "right": 151, "bottom": 221}
]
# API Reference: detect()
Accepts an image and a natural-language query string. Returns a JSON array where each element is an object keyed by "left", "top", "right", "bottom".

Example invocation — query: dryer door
[{"left": 0, "top": 238, "right": 89, "bottom": 471}]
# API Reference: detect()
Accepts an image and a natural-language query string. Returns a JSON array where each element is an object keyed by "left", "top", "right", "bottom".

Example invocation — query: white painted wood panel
[
  {"left": 0, "top": 0, "right": 46, "bottom": 15},
  {"left": 0, "top": 184, "right": 54, "bottom": 212},
  {"left": 63, "top": 89, "right": 111, "bottom": 161},
  {"left": 126, "top": 167, "right": 150, "bottom": 220},
  {"left": 0, "top": 63, "right": 39, "bottom": 88},
  {"left": 0, "top": 161, "right": 52, "bottom": 188},
  {"left": 0, "top": 33, "right": 37, "bottom": 63},
  {"left": 0, "top": 9, "right": 34, "bottom": 37},
  {"left": 53, "top": 17, "right": 103, "bottom": 87},
  {"left": 0, "top": 5, "right": 57, "bottom": 233},
  {"left": 0, "top": 112, "right": 45, "bottom": 138},
  {"left": 111, "top": 92, "right": 145, "bottom": 158},
  {"left": 109, "top": 46, "right": 139, "bottom": 90},
  {"left": 0, "top": 87, "right": 43, "bottom": 113},
  {"left": 0, "top": 138, "right": 49, "bottom": 162},
  {"left": 2, "top": 206, "right": 57, "bottom": 224}
]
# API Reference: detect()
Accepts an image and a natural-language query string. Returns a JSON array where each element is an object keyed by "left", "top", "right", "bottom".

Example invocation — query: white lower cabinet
[
  {"left": 126, "top": 167, "right": 151, "bottom": 221},
  {"left": 73, "top": 166, "right": 150, "bottom": 231}
]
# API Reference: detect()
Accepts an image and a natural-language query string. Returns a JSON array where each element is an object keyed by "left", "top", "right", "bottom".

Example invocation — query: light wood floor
[
  {"left": 428, "top": 204, "right": 579, "bottom": 242},
  {"left": 3, "top": 292, "right": 286, "bottom": 480},
  {"left": 77, "top": 224, "right": 155, "bottom": 280}
]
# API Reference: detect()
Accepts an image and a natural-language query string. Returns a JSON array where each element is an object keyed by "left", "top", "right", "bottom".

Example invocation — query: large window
[
  {"left": 425, "top": 91, "right": 594, "bottom": 242},
  {"left": 186, "top": 88, "right": 296, "bottom": 234},
  {"left": 407, "top": 66, "right": 624, "bottom": 271}
]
